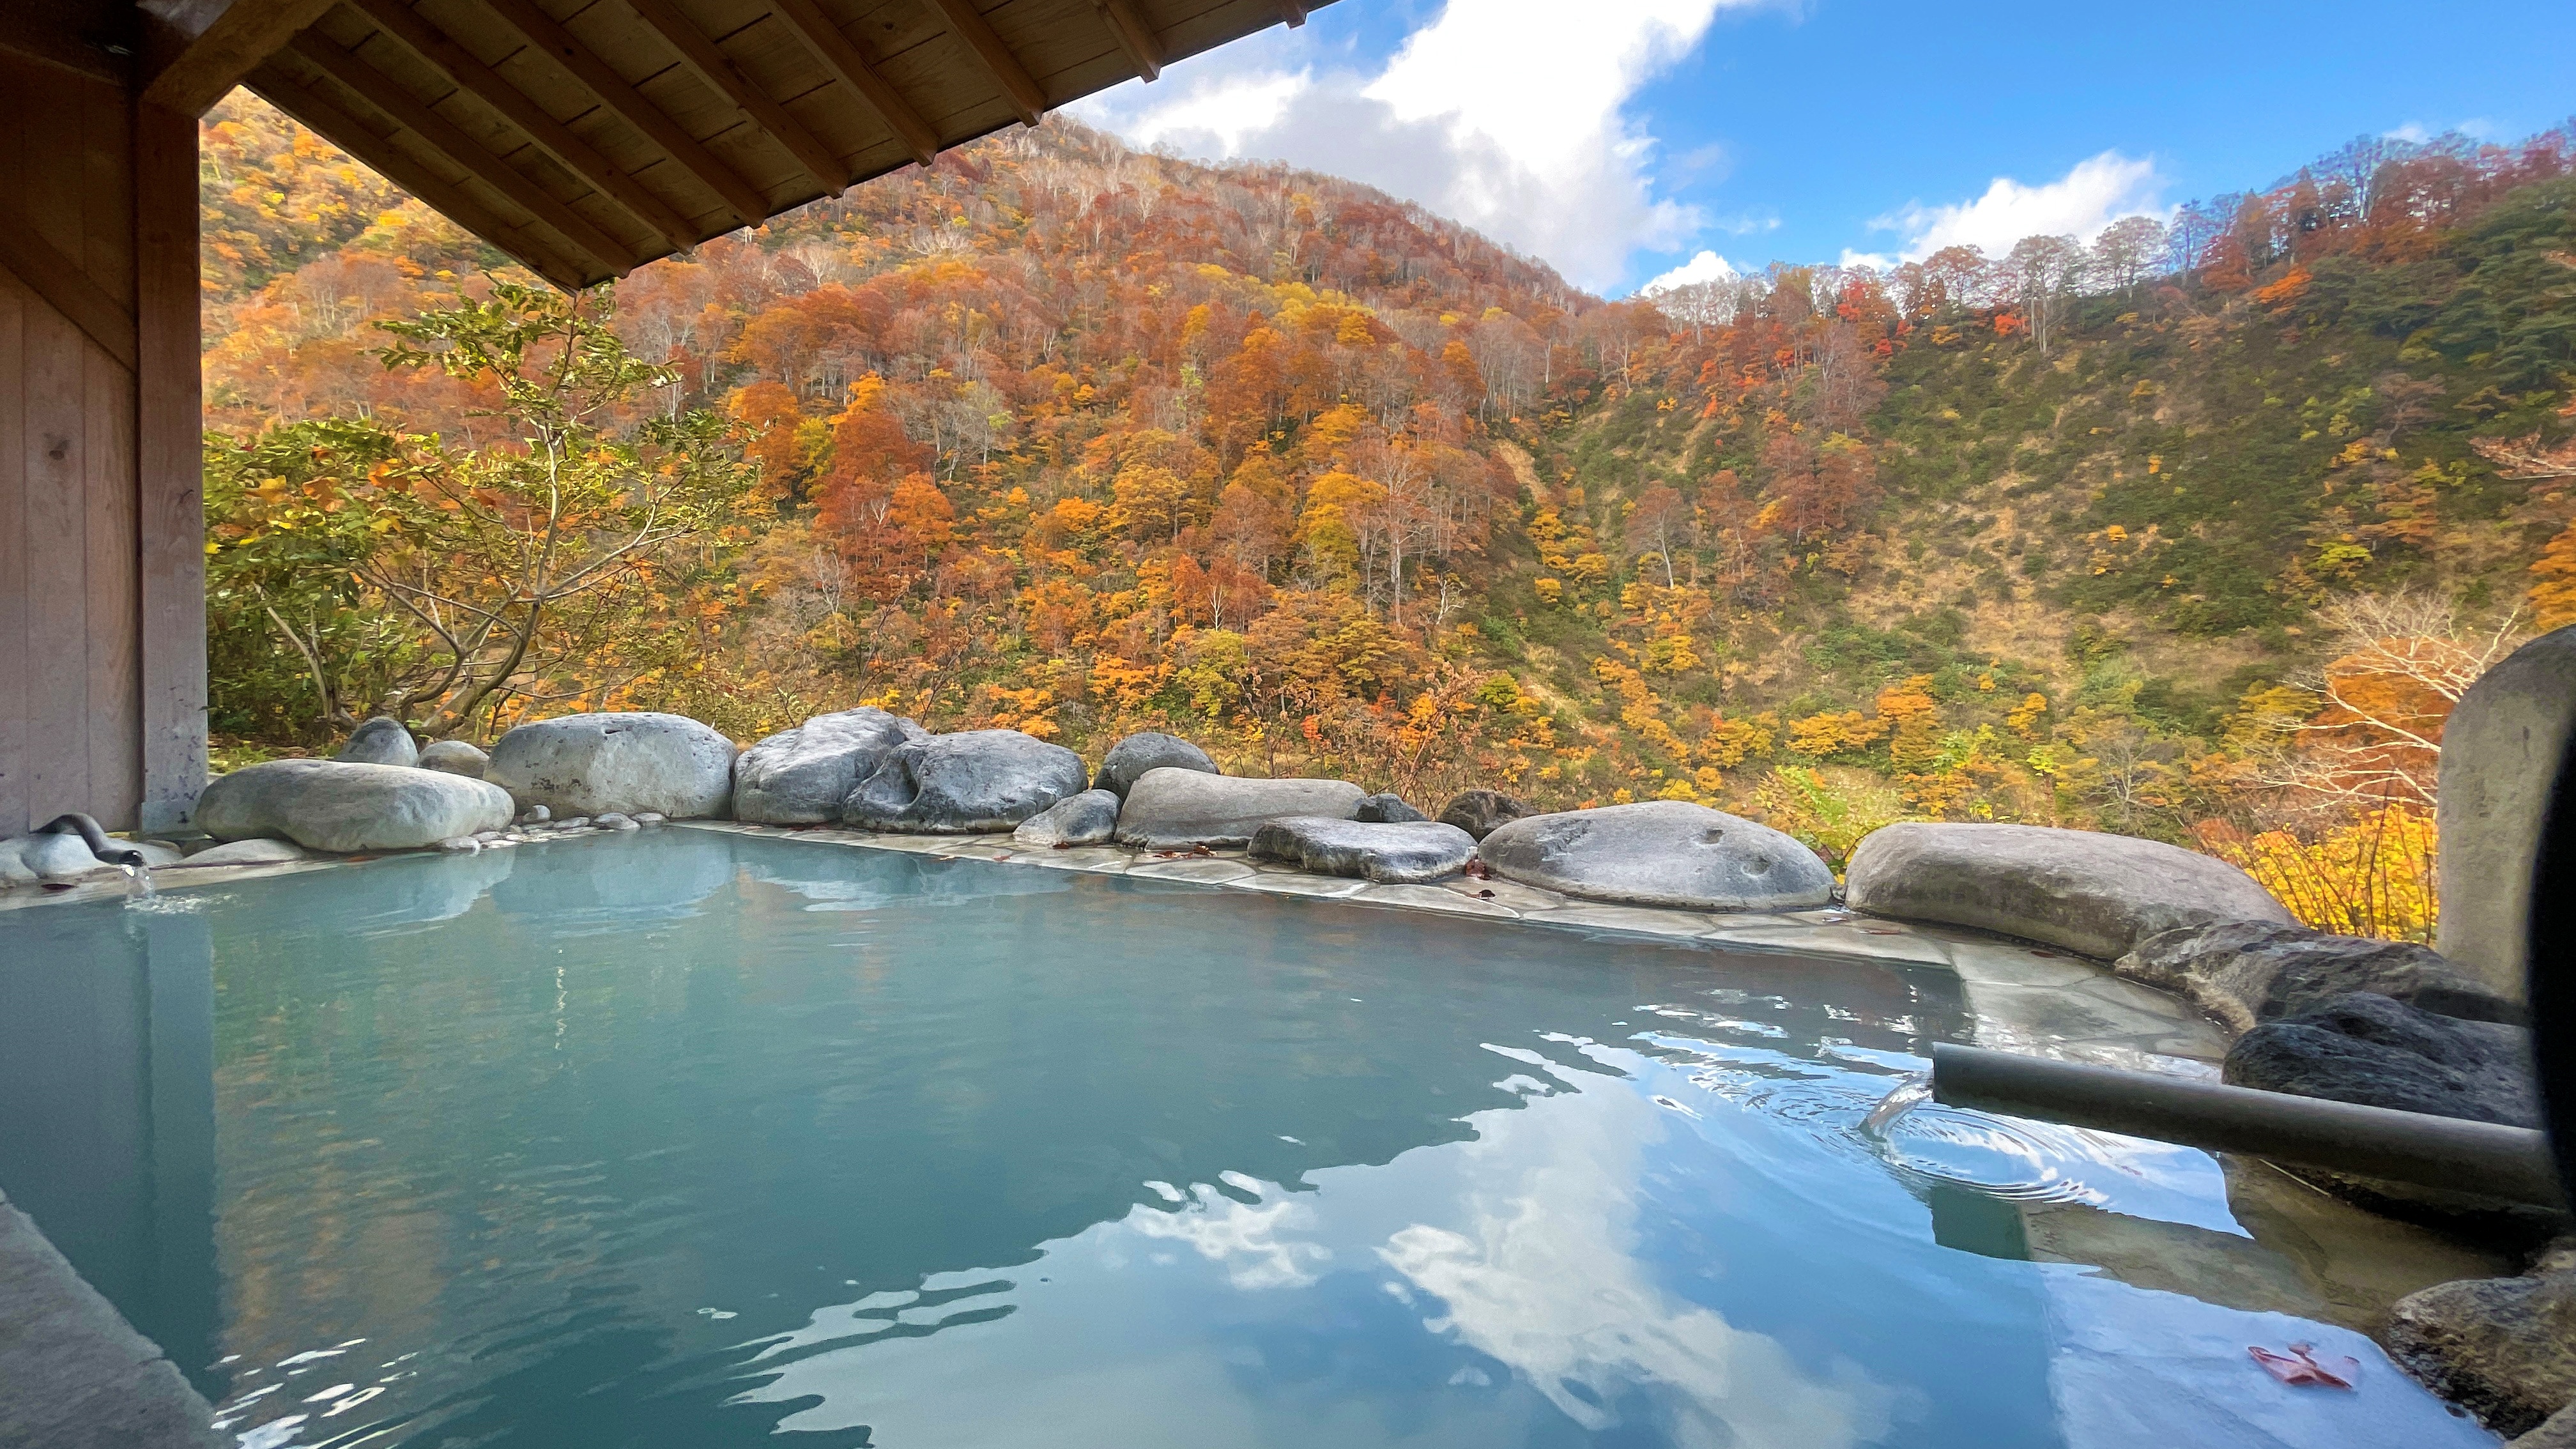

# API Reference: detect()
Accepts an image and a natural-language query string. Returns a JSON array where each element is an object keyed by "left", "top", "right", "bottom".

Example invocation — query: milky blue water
[{"left": 0, "top": 829, "right": 2495, "bottom": 1448}]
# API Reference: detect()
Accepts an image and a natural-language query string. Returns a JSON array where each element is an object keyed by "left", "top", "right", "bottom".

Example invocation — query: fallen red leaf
[{"left": 2249, "top": 1344, "right": 2358, "bottom": 1390}]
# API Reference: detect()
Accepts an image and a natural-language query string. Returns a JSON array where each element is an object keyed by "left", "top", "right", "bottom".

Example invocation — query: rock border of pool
[{"left": 675, "top": 818, "right": 2231, "bottom": 1071}]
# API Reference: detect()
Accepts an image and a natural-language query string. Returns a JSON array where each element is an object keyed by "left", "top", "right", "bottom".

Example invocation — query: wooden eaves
[{"left": 173, "top": 0, "right": 1339, "bottom": 290}]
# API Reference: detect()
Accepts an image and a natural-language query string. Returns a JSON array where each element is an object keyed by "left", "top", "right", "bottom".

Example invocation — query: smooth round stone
[
  {"left": 437, "top": 836, "right": 482, "bottom": 854},
  {"left": 557, "top": 816, "right": 592, "bottom": 830},
  {"left": 195, "top": 758, "right": 515, "bottom": 854},
  {"left": 521, "top": 806, "right": 552, "bottom": 824},
  {"left": 634, "top": 812, "right": 666, "bottom": 825},
  {"left": 594, "top": 811, "right": 632, "bottom": 828}
]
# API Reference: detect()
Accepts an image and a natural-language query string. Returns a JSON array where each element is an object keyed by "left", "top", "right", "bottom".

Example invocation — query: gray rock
[
  {"left": 1353, "top": 793, "right": 1427, "bottom": 824},
  {"left": 417, "top": 739, "right": 488, "bottom": 778},
  {"left": 1116, "top": 769, "right": 1366, "bottom": 849},
  {"left": 2439, "top": 625, "right": 2576, "bottom": 1001},
  {"left": 178, "top": 838, "right": 307, "bottom": 866},
  {"left": 1439, "top": 788, "right": 1533, "bottom": 841},
  {"left": 195, "top": 758, "right": 514, "bottom": 852},
  {"left": 335, "top": 715, "right": 418, "bottom": 767},
  {"left": 844, "top": 730, "right": 1089, "bottom": 832},
  {"left": 2390, "top": 1271, "right": 2576, "bottom": 1437},
  {"left": 557, "top": 816, "right": 591, "bottom": 830},
  {"left": 486, "top": 712, "right": 737, "bottom": 819},
  {"left": 1250, "top": 816, "right": 1476, "bottom": 884},
  {"left": 0, "top": 831, "right": 119, "bottom": 885},
  {"left": 1844, "top": 822, "right": 2292, "bottom": 960},
  {"left": 2117, "top": 920, "right": 2521, "bottom": 1038},
  {"left": 733, "top": 707, "right": 928, "bottom": 824},
  {"left": 2224, "top": 992, "right": 2539, "bottom": 1126},
  {"left": 594, "top": 812, "right": 636, "bottom": 831},
  {"left": 1095, "top": 732, "right": 1218, "bottom": 799},
  {"left": 521, "top": 805, "right": 551, "bottom": 824},
  {"left": 436, "top": 836, "right": 482, "bottom": 854},
  {"left": 633, "top": 812, "right": 665, "bottom": 826},
  {"left": 1479, "top": 801, "right": 1834, "bottom": 910},
  {"left": 1013, "top": 788, "right": 1121, "bottom": 847}
]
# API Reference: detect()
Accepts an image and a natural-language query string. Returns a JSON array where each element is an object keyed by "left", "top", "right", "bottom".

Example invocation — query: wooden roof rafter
[
  {"left": 248, "top": 63, "right": 595, "bottom": 284},
  {"left": 352, "top": 0, "right": 698, "bottom": 252},
  {"left": 919, "top": 0, "right": 1046, "bottom": 126},
  {"left": 473, "top": 0, "right": 771, "bottom": 226},
  {"left": 617, "top": 0, "right": 848, "bottom": 195},
  {"left": 1091, "top": 0, "right": 1163, "bottom": 81},
  {"left": 768, "top": 0, "right": 939, "bottom": 165},
  {"left": 284, "top": 29, "right": 638, "bottom": 275}
]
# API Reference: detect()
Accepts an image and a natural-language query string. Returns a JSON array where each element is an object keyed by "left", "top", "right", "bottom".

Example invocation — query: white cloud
[
  {"left": 1640, "top": 249, "right": 1737, "bottom": 293},
  {"left": 1074, "top": 0, "right": 1755, "bottom": 291},
  {"left": 1873, "top": 151, "right": 2166, "bottom": 261}
]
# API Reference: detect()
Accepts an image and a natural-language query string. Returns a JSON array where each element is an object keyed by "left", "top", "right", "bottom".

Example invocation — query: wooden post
[{"left": 134, "top": 100, "right": 205, "bottom": 834}]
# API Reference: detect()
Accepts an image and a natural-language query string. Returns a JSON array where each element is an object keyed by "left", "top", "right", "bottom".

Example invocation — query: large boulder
[
  {"left": 195, "top": 758, "right": 514, "bottom": 852},
  {"left": 1439, "top": 788, "right": 1531, "bottom": 841},
  {"left": 1249, "top": 816, "right": 1476, "bottom": 884},
  {"left": 2223, "top": 992, "right": 2538, "bottom": 1126},
  {"left": 1094, "top": 731, "right": 1217, "bottom": 799},
  {"left": 1844, "top": 822, "right": 2292, "bottom": 960},
  {"left": 417, "top": 740, "right": 488, "bottom": 778},
  {"left": 733, "top": 707, "right": 928, "bottom": 824},
  {"left": 2116, "top": 920, "right": 2521, "bottom": 1038},
  {"left": 2390, "top": 1271, "right": 2576, "bottom": 1438},
  {"left": 1478, "top": 801, "right": 1834, "bottom": 910},
  {"left": 335, "top": 716, "right": 417, "bottom": 767},
  {"left": 1116, "top": 769, "right": 1365, "bottom": 849},
  {"left": 1012, "top": 788, "right": 1121, "bottom": 847},
  {"left": 843, "top": 730, "right": 1088, "bottom": 832},
  {"left": 2438, "top": 625, "right": 2576, "bottom": 1001},
  {"left": 485, "top": 712, "right": 737, "bottom": 819}
]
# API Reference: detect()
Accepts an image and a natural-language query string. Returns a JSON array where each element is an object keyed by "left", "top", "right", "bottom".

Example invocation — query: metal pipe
[{"left": 1929, "top": 1042, "right": 2565, "bottom": 1208}]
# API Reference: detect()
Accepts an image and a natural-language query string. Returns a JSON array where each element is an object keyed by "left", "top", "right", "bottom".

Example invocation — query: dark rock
[
  {"left": 1845, "top": 822, "right": 2292, "bottom": 960},
  {"left": 335, "top": 716, "right": 417, "bottom": 767},
  {"left": 733, "top": 707, "right": 927, "bottom": 824},
  {"left": 2439, "top": 625, "right": 2576, "bottom": 1000},
  {"left": 1353, "top": 793, "right": 1427, "bottom": 824},
  {"left": 487, "top": 712, "right": 737, "bottom": 818},
  {"left": 1094, "top": 732, "right": 1218, "bottom": 799},
  {"left": 1249, "top": 816, "right": 1476, "bottom": 883},
  {"left": 2118, "top": 920, "right": 2523, "bottom": 1038},
  {"left": 844, "top": 730, "right": 1089, "bottom": 832},
  {"left": 2224, "top": 993, "right": 2538, "bottom": 1127},
  {"left": 1116, "top": 769, "right": 1365, "bottom": 849},
  {"left": 1012, "top": 788, "right": 1121, "bottom": 847},
  {"left": 2390, "top": 1271, "right": 2576, "bottom": 1437},
  {"left": 2515, "top": 1403, "right": 2576, "bottom": 1446},
  {"left": 1439, "top": 788, "right": 1531, "bottom": 841},
  {"left": 1479, "top": 801, "right": 1834, "bottom": 910}
]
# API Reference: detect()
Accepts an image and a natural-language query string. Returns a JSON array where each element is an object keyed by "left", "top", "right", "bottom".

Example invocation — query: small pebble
[
  {"left": 436, "top": 836, "right": 481, "bottom": 854},
  {"left": 634, "top": 812, "right": 666, "bottom": 826},
  {"left": 473, "top": 830, "right": 503, "bottom": 842},
  {"left": 521, "top": 806, "right": 551, "bottom": 824},
  {"left": 557, "top": 816, "right": 591, "bottom": 830},
  {"left": 594, "top": 812, "right": 632, "bottom": 828}
]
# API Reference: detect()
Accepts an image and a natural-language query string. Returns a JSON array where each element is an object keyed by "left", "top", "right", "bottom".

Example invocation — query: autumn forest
[{"left": 199, "top": 93, "right": 2576, "bottom": 939}]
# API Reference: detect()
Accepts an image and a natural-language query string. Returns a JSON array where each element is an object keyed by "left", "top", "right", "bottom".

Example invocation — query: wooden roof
[{"left": 214, "top": 0, "right": 1330, "bottom": 288}]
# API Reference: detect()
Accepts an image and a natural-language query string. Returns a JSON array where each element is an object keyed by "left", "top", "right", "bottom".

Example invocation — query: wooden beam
[
  {"left": 919, "top": 0, "right": 1045, "bottom": 126},
  {"left": 134, "top": 101, "right": 210, "bottom": 833},
  {"left": 1091, "top": 0, "right": 1162, "bottom": 82},
  {"left": 0, "top": 205, "right": 139, "bottom": 372},
  {"left": 140, "top": 0, "right": 342, "bottom": 115},
  {"left": 769, "top": 0, "right": 938, "bottom": 165},
  {"left": 354, "top": 0, "right": 694, "bottom": 251},
  {"left": 473, "top": 0, "right": 769, "bottom": 226},
  {"left": 618, "top": 0, "right": 846, "bottom": 195},
  {"left": 1274, "top": 0, "right": 1307, "bottom": 27},
  {"left": 288, "top": 33, "right": 632, "bottom": 277},
  {"left": 249, "top": 66, "right": 595, "bottom": 287}
]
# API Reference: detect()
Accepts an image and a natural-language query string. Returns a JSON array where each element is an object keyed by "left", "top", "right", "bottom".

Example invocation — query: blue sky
[{"left": 1068, "top": 0, "right": 2576, "bottom": 295}]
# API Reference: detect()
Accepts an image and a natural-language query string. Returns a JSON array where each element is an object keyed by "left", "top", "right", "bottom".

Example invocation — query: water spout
[
  {"left": 123, "top": 861, "right": 156, "bottom": 899},
  {"left": 1861, "top": 1072, "right": 1931, "bottom": 1137}
]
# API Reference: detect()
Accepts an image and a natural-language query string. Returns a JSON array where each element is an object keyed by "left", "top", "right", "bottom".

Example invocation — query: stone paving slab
[{"left": 0, "top": 1191, "right": 222, "bottom": 1448}]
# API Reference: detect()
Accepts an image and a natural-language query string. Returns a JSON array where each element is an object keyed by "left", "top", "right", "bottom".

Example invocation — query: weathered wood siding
[{"left": 0, "top": 43, "right": 205, "bottom": 837}]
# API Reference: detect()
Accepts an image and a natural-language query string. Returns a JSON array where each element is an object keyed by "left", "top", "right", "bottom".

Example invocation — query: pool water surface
[{"left": 0, "top": 828, "right": 2498, "bottom": 1447}]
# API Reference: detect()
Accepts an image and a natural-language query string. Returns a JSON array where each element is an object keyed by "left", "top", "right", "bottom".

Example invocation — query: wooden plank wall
[{"left": 0, "top": 44, "right": 206, "bottom": 837}]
